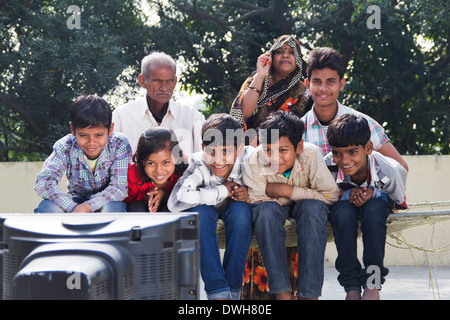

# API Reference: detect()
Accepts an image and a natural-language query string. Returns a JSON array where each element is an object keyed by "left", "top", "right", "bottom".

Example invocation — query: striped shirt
[
  {"left": 34, "top": 132, "right": 132, "bottom": 212},
  {"left": 167, "top": 146, "right": 254, "bottom": 213},
  {"left": 301, "top": 101, "right": 389, "bottom": 155},
  {"left": 324, "top": 150, "right": 408, "bottom": 210}
]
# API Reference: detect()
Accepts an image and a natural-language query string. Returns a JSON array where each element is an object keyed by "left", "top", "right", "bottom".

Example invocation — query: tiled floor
[{"left": 199, "top": 266, "right": 450, "bottom": 300}]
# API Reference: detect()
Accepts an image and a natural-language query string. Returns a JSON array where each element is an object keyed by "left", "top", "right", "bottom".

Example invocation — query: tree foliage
[
  {"left": 0, "top": 0, "right": 150, "bottom": 161},
  {"left": 147, "top": 0, "right": 449, "bottom": 154},
  {"left": 0, "top": 0, "right": 448, "bottom": 160}
]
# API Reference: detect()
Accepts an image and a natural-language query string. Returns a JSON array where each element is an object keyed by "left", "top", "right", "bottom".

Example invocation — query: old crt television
[{"left": 0, "top": 212, "right": 199, "bottom": 300}]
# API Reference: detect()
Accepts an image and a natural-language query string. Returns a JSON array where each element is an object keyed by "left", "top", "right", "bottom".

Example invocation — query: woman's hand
[
  {"left": 256, "top": 52, "right": 271, "bottom": 78},
  {"left": 241, "top": 51, "right": 271, "bottom": 120}
]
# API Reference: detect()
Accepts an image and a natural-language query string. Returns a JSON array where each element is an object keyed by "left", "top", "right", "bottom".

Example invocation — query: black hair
[
  {"left": 133, "top": 127, "right": 187, "bottom": 183},
  {"left": 70, "top": 95, "right": 112, "bottom": 130},
  {"left": 306, "top": 47, "right": 345, "bottom": 80},
  {"left": 201, "top": 113, "right": 245, "bottom": 148},
  {"left": 327, "top": 113, "right": 371, "bottom": 148},
  {"left": 258, "top": 111, "right": 304, "bottom": 150}
]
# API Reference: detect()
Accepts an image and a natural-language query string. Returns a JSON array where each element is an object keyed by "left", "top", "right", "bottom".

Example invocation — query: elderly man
[{"left": 113, "top": 52, "right": 205, "bottom": 156}]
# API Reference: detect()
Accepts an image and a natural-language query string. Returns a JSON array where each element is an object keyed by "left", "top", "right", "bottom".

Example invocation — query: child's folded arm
[
  {"left": 290, "top": 186, "right": 338, "bottom": 206},
  {"left": 167, "top": 163, "right": 228, "bottom": 212},
  {"left": 290, "top": 146, "right": 340, "bottom": 206},
  {"left": 168, "top": 184, "right": 228, "bottom": 212},
  {"left": 242, "top": 159, "right": 270, "bottom": 204},
  {"left": 34, "top": 148, "right": 78, "bottom": 212}
]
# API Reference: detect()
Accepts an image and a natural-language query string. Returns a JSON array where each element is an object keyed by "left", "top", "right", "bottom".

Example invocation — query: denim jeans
[
  {"left": 187, "top": 201, "right": 252, "bottom": 300},
  {"left": 329, "top": 198, "right": 391, "bottom": 292},
  {"left": 34, "top": 197, "right": 127, "bottom": 213},
  {"left": 252, "top": 199, "right": 329, "bottom": 298}
]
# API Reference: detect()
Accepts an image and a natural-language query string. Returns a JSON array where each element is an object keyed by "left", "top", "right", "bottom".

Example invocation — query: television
[{"left": 0, "top": 212, "right": 199, "bottom": 300}]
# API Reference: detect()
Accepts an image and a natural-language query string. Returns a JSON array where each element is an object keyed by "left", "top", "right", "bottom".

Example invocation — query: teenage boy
[
  {"left": 34, "top": 95, "right": 132, "bottom": 213},
  {"left": 325, "top": 113, "right": 408, "bottom": 300},
  {"left": 302, "top": 47, "right": 408, "bottom": 172},
  {"left": 167, "top": 113, "right": 253, "bottom": 300},
  {"left": 243, "top": 111, "right": 339, "bottom": 300}
]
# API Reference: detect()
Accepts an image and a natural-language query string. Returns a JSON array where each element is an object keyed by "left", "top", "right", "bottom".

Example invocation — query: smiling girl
[{"left": 125, "top": 127, "right": 187, "bottom": 212}]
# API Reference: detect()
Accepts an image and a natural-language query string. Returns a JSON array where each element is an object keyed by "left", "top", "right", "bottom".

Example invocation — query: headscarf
[{"left": 230, "top": 35, "right": 310, "bottom": 130}]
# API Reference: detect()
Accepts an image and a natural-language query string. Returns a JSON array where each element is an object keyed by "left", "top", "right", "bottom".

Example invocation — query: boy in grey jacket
[
  {"left": 324, "top": 113, "right": 408, "bottom": 300},
  {"left": 168, "top": 113, "right": 253, "bottom": 300}
]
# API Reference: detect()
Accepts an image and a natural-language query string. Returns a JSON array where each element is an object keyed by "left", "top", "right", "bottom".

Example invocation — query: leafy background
[{"left": 1, "top": 0, "right": 448, "bottom": 161}]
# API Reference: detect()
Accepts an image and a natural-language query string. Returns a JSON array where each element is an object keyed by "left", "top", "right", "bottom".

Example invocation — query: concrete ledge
[{"left": 0, "top": 155, "right": 449, "bottom": 266}]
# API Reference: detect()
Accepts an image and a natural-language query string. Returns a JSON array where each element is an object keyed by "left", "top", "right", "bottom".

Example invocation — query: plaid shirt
[
  {"left": 301, "top": 101, "right": 389, "bottom": 155},
  {"left": 34, "top": 132, "right": 132, "bottom": 212}
]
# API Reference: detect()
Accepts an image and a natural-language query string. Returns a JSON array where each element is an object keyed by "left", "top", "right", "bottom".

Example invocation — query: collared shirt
[
  {"left": 112, "top": 97, "right": 205, "bottom": 156},
  {"left": 301, "top": 101, "right": 389, "bottom": 155},
  {"left": 324, "top": 150, "right": 408, "bottom": 210},
  {"left": 242, "top": 142, "right": 340, "bottom": 206},
  {"left": 167, "top": 146, "right": 254, "bottom": 213},
  {"left": 146, "top": 95, "right": 168, "bottom": 124},
  {"left": 34, "top": 132, "right": 132, "bottom": 212}
]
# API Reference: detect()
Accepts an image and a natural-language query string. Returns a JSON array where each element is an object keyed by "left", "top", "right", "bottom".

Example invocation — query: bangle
[{"left": 248, "top": 86, "right": 261, "bottom": 94}]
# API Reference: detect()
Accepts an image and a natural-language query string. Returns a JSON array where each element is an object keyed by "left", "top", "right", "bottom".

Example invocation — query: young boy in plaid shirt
[{"left": 34, "top": 95, "right": 132, "bottom": 213}]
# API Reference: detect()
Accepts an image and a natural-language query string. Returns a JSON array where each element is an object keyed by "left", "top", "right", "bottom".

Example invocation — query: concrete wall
[{"left": 0, "top": 155, "right": 449, "bottom": 266}]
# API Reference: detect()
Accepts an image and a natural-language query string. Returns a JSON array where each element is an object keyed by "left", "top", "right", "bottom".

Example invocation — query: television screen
[{"left": 0, "top": 212, "right": 199, "bottom": 300}]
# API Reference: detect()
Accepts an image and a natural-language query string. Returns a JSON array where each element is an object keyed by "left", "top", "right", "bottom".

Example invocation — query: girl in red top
[{"left": 125, "top": 127, "right": 187, "bottom": 212}]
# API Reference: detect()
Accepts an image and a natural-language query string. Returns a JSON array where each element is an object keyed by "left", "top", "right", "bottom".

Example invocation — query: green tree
[
  {"left": 1, "top": 0, "right": 448, "bottom": 159},
  {"left": 0, "top": 0, "right": 150, "bottom": 161},
  {"left": 147, "top": 0, "right": 449, "bottom": 154}
]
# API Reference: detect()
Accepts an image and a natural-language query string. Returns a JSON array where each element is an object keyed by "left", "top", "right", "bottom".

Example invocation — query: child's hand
[
  {"left": 72, "top": 202, "right": 92, "bottom": 213},
  {"left": 231, "top": 185, "right": 248, "bottom": 202},
  {"left": 223, "top": 180, "right": 239, "bottom": 197},
  {"left": 265, "top": 183, "right": 293, "bottom": 198},
  {"left": 147, "top": 187, "right": 167, "bottom": 212},
  {"left": 350, "top": 187, "right": 374, "bottom": 207}
]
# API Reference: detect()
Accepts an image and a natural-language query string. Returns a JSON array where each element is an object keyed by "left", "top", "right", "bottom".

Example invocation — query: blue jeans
[
  {"left": 34, "top": 197, "right": 127, "bottom": 213},
  {"left": 252, "top": 200, "right": 329, "bottom": 298},
  {"left": 187, "top": 202, "right": 252, "bottom": 300},
  {"left": 329, "top": 198, "right": 391, "bottom": 292}
]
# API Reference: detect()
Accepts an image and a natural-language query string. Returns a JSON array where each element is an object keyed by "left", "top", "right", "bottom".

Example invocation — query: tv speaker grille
[
  {"left": 2, "top": 252, "right": 24, "bottom": 300},
  {"left": 135, "top": 251, "right": 178, "bottom": 299},
  {"left": 91, "top": 280, "right": 111, "bottom": 300}
]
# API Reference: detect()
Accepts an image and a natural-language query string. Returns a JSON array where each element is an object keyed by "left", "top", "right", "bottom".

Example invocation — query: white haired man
[{"left": 113, "top": 52, "right": 205, "bottom": 156}]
